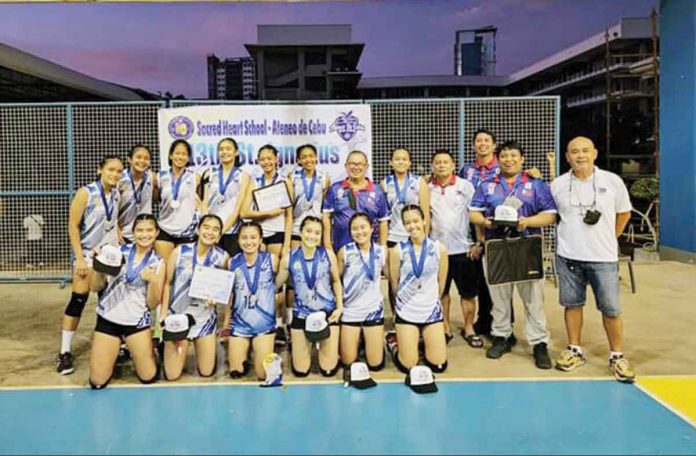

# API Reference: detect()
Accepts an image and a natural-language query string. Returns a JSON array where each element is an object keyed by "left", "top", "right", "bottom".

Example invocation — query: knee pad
[
  {"left": 229, "top": 361, "right": 249, "bottom": 379},
  {"left": 392, "top": 352, "right": 410, "bottom": 375},
  {"left": 368, "top": 358, "right": 385, "bottom": 372},
  {"left": 291, "top": 365, "right": 310, "bottom": 377},
  {"left": 138, "top": 365, "right": 160, "bottom": 385},
  {"left": 64, "top": 292, "right": 88, "bottom": 318},
  {"left": 89, "top": 375, "right": 112, "bottom": 390},
  {"left": 320, "top": 363, "right": 340, "bottom": 377},
  {"left": 425, "top": 358, "right": 448, "bottom": 373}
]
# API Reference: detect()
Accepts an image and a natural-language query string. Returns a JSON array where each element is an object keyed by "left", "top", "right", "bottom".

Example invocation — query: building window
[
  {"left": 305, "top": 77, "right": 327, "bottom": 92},
  {"left": 305, "top": 48, "right": 327, "bottom": 66}
]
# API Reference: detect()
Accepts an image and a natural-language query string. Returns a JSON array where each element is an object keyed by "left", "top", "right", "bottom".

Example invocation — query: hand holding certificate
[
  {"left": 253, "top": 181, "right": 292, "bottom": 212},
  {"left": 188, "top": 266, "right": 235, "bottom": 304}
]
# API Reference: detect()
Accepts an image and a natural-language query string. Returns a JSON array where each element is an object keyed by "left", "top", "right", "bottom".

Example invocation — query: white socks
[{"left": 60, "top": 330, "right": 75, "bottom": 354}]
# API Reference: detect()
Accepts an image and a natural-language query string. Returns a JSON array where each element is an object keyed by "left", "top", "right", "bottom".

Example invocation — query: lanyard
[
  {"left": 170, "top": 169, "right": 186, "bottom": 202},
  {"left": 300, "top": 249, "right": 320, "bottom": 289},
  {"left": 218, "top": 166, "right": 237, "bottom": 196},
  {"left": 301, "top": 169, "right": 318, "bottom": 202},
  {"left": 125, "top": 247, "right": 153, "bottom": 283},
  {"left": 393, "top": 173, "right": 411, "bottom": 205},
  {"left": 496, "top": 173, "right": 528, "bottom": 202},
  {"left": 96, "top": 180, "right": 115, "bottom": 222},
  {"left": 408, "top": 238, "right": 428, "bottom": 279},
  {"left": 127, "top": 170, "right": 147, "bottom": 205},
  {"left": 242, "top": 253, "right": 262, "bottom": 296},
  {"left": 358, "top": 243, "right": 376, "bottom": 281}
]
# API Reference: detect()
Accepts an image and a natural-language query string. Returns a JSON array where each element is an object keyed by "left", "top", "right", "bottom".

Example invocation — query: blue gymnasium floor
[{"left": 1, "top": 380, "right": 695, "bottom": 455}]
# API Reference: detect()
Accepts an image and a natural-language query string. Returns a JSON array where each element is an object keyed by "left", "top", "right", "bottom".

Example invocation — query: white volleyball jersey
[
  {"left": 207, "top": 165, "right": 245, "bottom": 235},
  {"left": 429, "top": 175, "right": 476, "bottom": 255},
  {"left": 250, "top": 173, "right": 286, "bottom": 237},
  {"left": 395, "top": 238, "right": 443, "bottom": 324},
  {"left": 289, "top": 246, "right": 336, "bottom": 319},
  {"left": 382, "top": 173, "right": 421, "bottom": 243},
  {"left": 118, "top": 170, "right": 154, "bottom": 242},
  {"left": 158, "top": 169, "right": 198, "bottom": 238},
  {"left": 96, "top": 244, "right": 162, "bottom": 327},
  {"left": 229, "top": 251, "right": 276, "bottom": 337},
  {"left": 291, "top": 168, "right": 329, "bottom": 236},
  {"left": 169, "top": 243, "right": 229, "bottom": 339},
  {"left": 80, "top": 181, "right": 120, "bottom": 254},
  {"left": 341, "top": 242, "right": 386, "bottom": 323}
]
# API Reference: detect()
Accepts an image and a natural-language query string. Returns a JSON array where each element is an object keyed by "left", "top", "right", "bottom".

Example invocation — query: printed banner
[{"left": 157, "top": 104, "right": 372, "bottom": 181}]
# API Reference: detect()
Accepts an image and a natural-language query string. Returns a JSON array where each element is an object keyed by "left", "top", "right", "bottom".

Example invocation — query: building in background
[
  {"left": 244, "top": 24, "right": 363, "bottom": 100},
  {"left": 0, "top": 41, "right": 154, "bottom": 102},
  {"left": 507, "top": 17, "right": 658, "bottom": 180},
  {"left": 454, "top": 26, "right": 497, "bottom": 76},
  {"left": 206, "top": 54, "right": 256, "bottom": 100}
]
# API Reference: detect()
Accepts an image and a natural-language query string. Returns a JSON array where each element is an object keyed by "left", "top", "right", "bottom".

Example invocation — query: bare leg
[
  {"left": 89, "top": 331, "right": 120, "bottom": 386},
  {"left": 422, "top": 322, "right": 447, "bottom": 367},
  {"left": 564, "top": 307, "right": 584, "bottom": 346},
  {"left": 395, "top": 324, "right": 420, "bottom": 369},
  {"left": 193, "top": 334, "right": 218, "bottom": 377},
  {"left": 126, "top": 329, "right": 157, "bottom": 381},
  {"left": 318, "top": 326, "right": 340, "bottom": 372},
  {"left": 163, "top": 339, "right": 189, "bottom": 380},
  {"left": 251, "top": 334, "right": 276, "bottom": 379},
  {"left": 363, "top": 325, "right": 385, "bottom": 368},
  {"left": 339, "top": 325, "right": 361, "bottom": 366},
  {"left": 602, "top": 315, "right": 624, "bottom": 352}
]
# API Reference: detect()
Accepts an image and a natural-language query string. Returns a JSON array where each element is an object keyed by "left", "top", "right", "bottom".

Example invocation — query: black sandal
[{"left": 460, "top": 330, "right": 484, "bottom": 348}]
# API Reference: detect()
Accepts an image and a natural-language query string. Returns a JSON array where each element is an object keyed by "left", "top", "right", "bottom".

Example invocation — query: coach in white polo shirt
[{"left": 551, "top": 136, "right": 635, "bottom": 383}]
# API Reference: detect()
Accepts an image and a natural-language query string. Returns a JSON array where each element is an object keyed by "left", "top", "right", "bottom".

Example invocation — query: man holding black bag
[
  {"left": 469, "top": 141, "right": 557, "bottom": 369},
  {"left": 551, "top": 136, "right": 635, "bottom": 383}
]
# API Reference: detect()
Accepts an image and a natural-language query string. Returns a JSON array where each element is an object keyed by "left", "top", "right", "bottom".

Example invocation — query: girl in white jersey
[
  {"left": 56, "top": 155, "right": 123, "bottom": 376},
  {"left": 155, "top": 139, "right": 201, "bottom": 263},
  {"left": 275, "top": 216, "right": 343, "bottom": 377},
  {"left": 226, "top": 221, "right": 279, "bottom": 380},
  {"left": 380, "top": 147, "right": 430, "bottom": 308},
  {"left": 88, "top": 214, "right": 165, "bottom": 389},
  {"left": 386, "top": 205, "right": 448, "bottom": 374},
  {"left": 118, "top": 145, "right": 157, "bottom": 244},
  {"left": 283, "top": 144, "right": 331, "bottom": 344},
  {"left": 161, "top": 214, "right": 229, "bottom": 380},
  {"left": 241, "top": 144, "right": 292, "bottom": 345},
  {"left": 202, "top": 137, "right": 251, "bottom": 257},
  {"left": 337, "top": 213, "right": 387, "bottom": 370}
]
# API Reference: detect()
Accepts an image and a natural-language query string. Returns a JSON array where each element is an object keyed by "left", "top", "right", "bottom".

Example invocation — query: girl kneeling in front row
[
  {"left": 337, "top": 212, "right": 387, "bottom": 370},
  {"left": 275, "top": 216, "right": 343, "bottom": 377},
  {"left": 387, "top": 205, "right": 448, "bottom": 373},
  {"left": 89, "top": 214, "right": 165, "bottom": 389},
  {"left": 227, "top": 221, "right": 278, "bottom": 379},
  {"left": 161, "top": 214, "right": 229, "bottom": 380}
]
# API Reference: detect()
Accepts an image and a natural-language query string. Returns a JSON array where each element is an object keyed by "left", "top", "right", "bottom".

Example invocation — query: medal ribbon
[
  {"left": 218, "top": 166, "right": 236, "bottom": 197},
  {"left": 128, "top": 170, "right": 147, "bottom": 205},
  {"left": 358, "top": 243, "right": 376, "bottom": 281},
  {"left": 125, "top": 246, "right": 153, "bottom": 283},
  {"left": 192, "top": 246, "right": 215, "bottom": 270},
  {"left": 97, "top": 180, "right": 115, "bottom": 222},
  {"left": 301, "top": 169, "right": 318, "bottom": 202},
  {"left": 300, "top": 250, "right": 320, "bottom": 290},
  {"left": 242, "top": 253, "right": 262, "bottom": 296},
  {"left": 393, "top": 173, "right": 411, "bottom": 205},
  {"left": 408, "top": 238, "right": 428, "bottom": 279},
  {"left": 170, "top": 169, "right": 186, "bottom": 202}
]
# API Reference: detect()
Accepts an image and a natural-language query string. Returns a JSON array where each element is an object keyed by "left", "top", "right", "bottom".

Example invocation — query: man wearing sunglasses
[
  {"left": 322, "top": 150, "right": 389, "bottom": 252},
  {"left": 551, "top": 136, "right": 635, "bottom": 383}
]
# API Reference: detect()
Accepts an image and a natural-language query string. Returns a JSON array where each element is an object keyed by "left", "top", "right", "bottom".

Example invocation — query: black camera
[{"left": 583, "top": 210, "right": 602, "bottom": 225}]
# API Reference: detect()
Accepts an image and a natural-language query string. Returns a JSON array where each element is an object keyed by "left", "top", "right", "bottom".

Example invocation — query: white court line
[
  {"left": 634, "top": 382, "right": 696, "bottom": 430},
  {"left": 3, "top": 374, "right": 694, "bottom": 392}
]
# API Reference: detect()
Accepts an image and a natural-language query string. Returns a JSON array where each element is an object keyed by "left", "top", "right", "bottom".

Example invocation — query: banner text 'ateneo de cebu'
[{"left": 157, "top": 104, "right": 372, "bottom": 181}]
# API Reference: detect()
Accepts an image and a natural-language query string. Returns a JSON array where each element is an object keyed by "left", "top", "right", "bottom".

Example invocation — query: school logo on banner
[
  {"left": 329, "top": 111, "right": 366, "bottom": 142},
  {"left": 168, "top": 116, "right": 194, "bottom": 140}
]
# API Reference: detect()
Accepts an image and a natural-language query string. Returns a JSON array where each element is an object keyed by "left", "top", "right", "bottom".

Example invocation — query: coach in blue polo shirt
[
  {"left": 322, "top": 150, "right": 389, "bottom": 252},
  {"left": 469, "top": 140, "right": 557, "bottom": 369}
]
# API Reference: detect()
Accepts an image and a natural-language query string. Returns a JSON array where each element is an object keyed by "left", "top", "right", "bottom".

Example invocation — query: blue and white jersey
[
  {"left": 289, "top": 246, "right": 336, "bottom": 319},
  {"left": 291, "top": 168, "right": 329, "bottom": 236},
  {"left": 458, "top": 156, "right": 501, "bottom": 189},
  {"left": 118, "top": 170, "right": 154, "bottom": 242},
  {"left": 158, "top": 169, "right": 198, "bottom": 238},
  {"left": 80, "top": 181, "right": 120, "bottom": 255},
  {"left": 395, "top": 238, "right": 443, "bottom": 324},
  {"left": 250, "top": 172, "right": 285, "bottom": 237},
  {"left": 229, "top": 251, "right": 276, "bottom": 337},
  {"left": 341, "top": 242, "right": 386, "bottom": 323},
  {"left": 207, "top": 165, "right": 245, "bottom": 235},
  {"left": 169, "top": 243, "right": 229, "bottom": 339},
  {"left": 381, "top": 173, "right": 421, "bottom": 243},
  {"left": 96, "top": 244, "right": 162, "bottom": 327}
]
